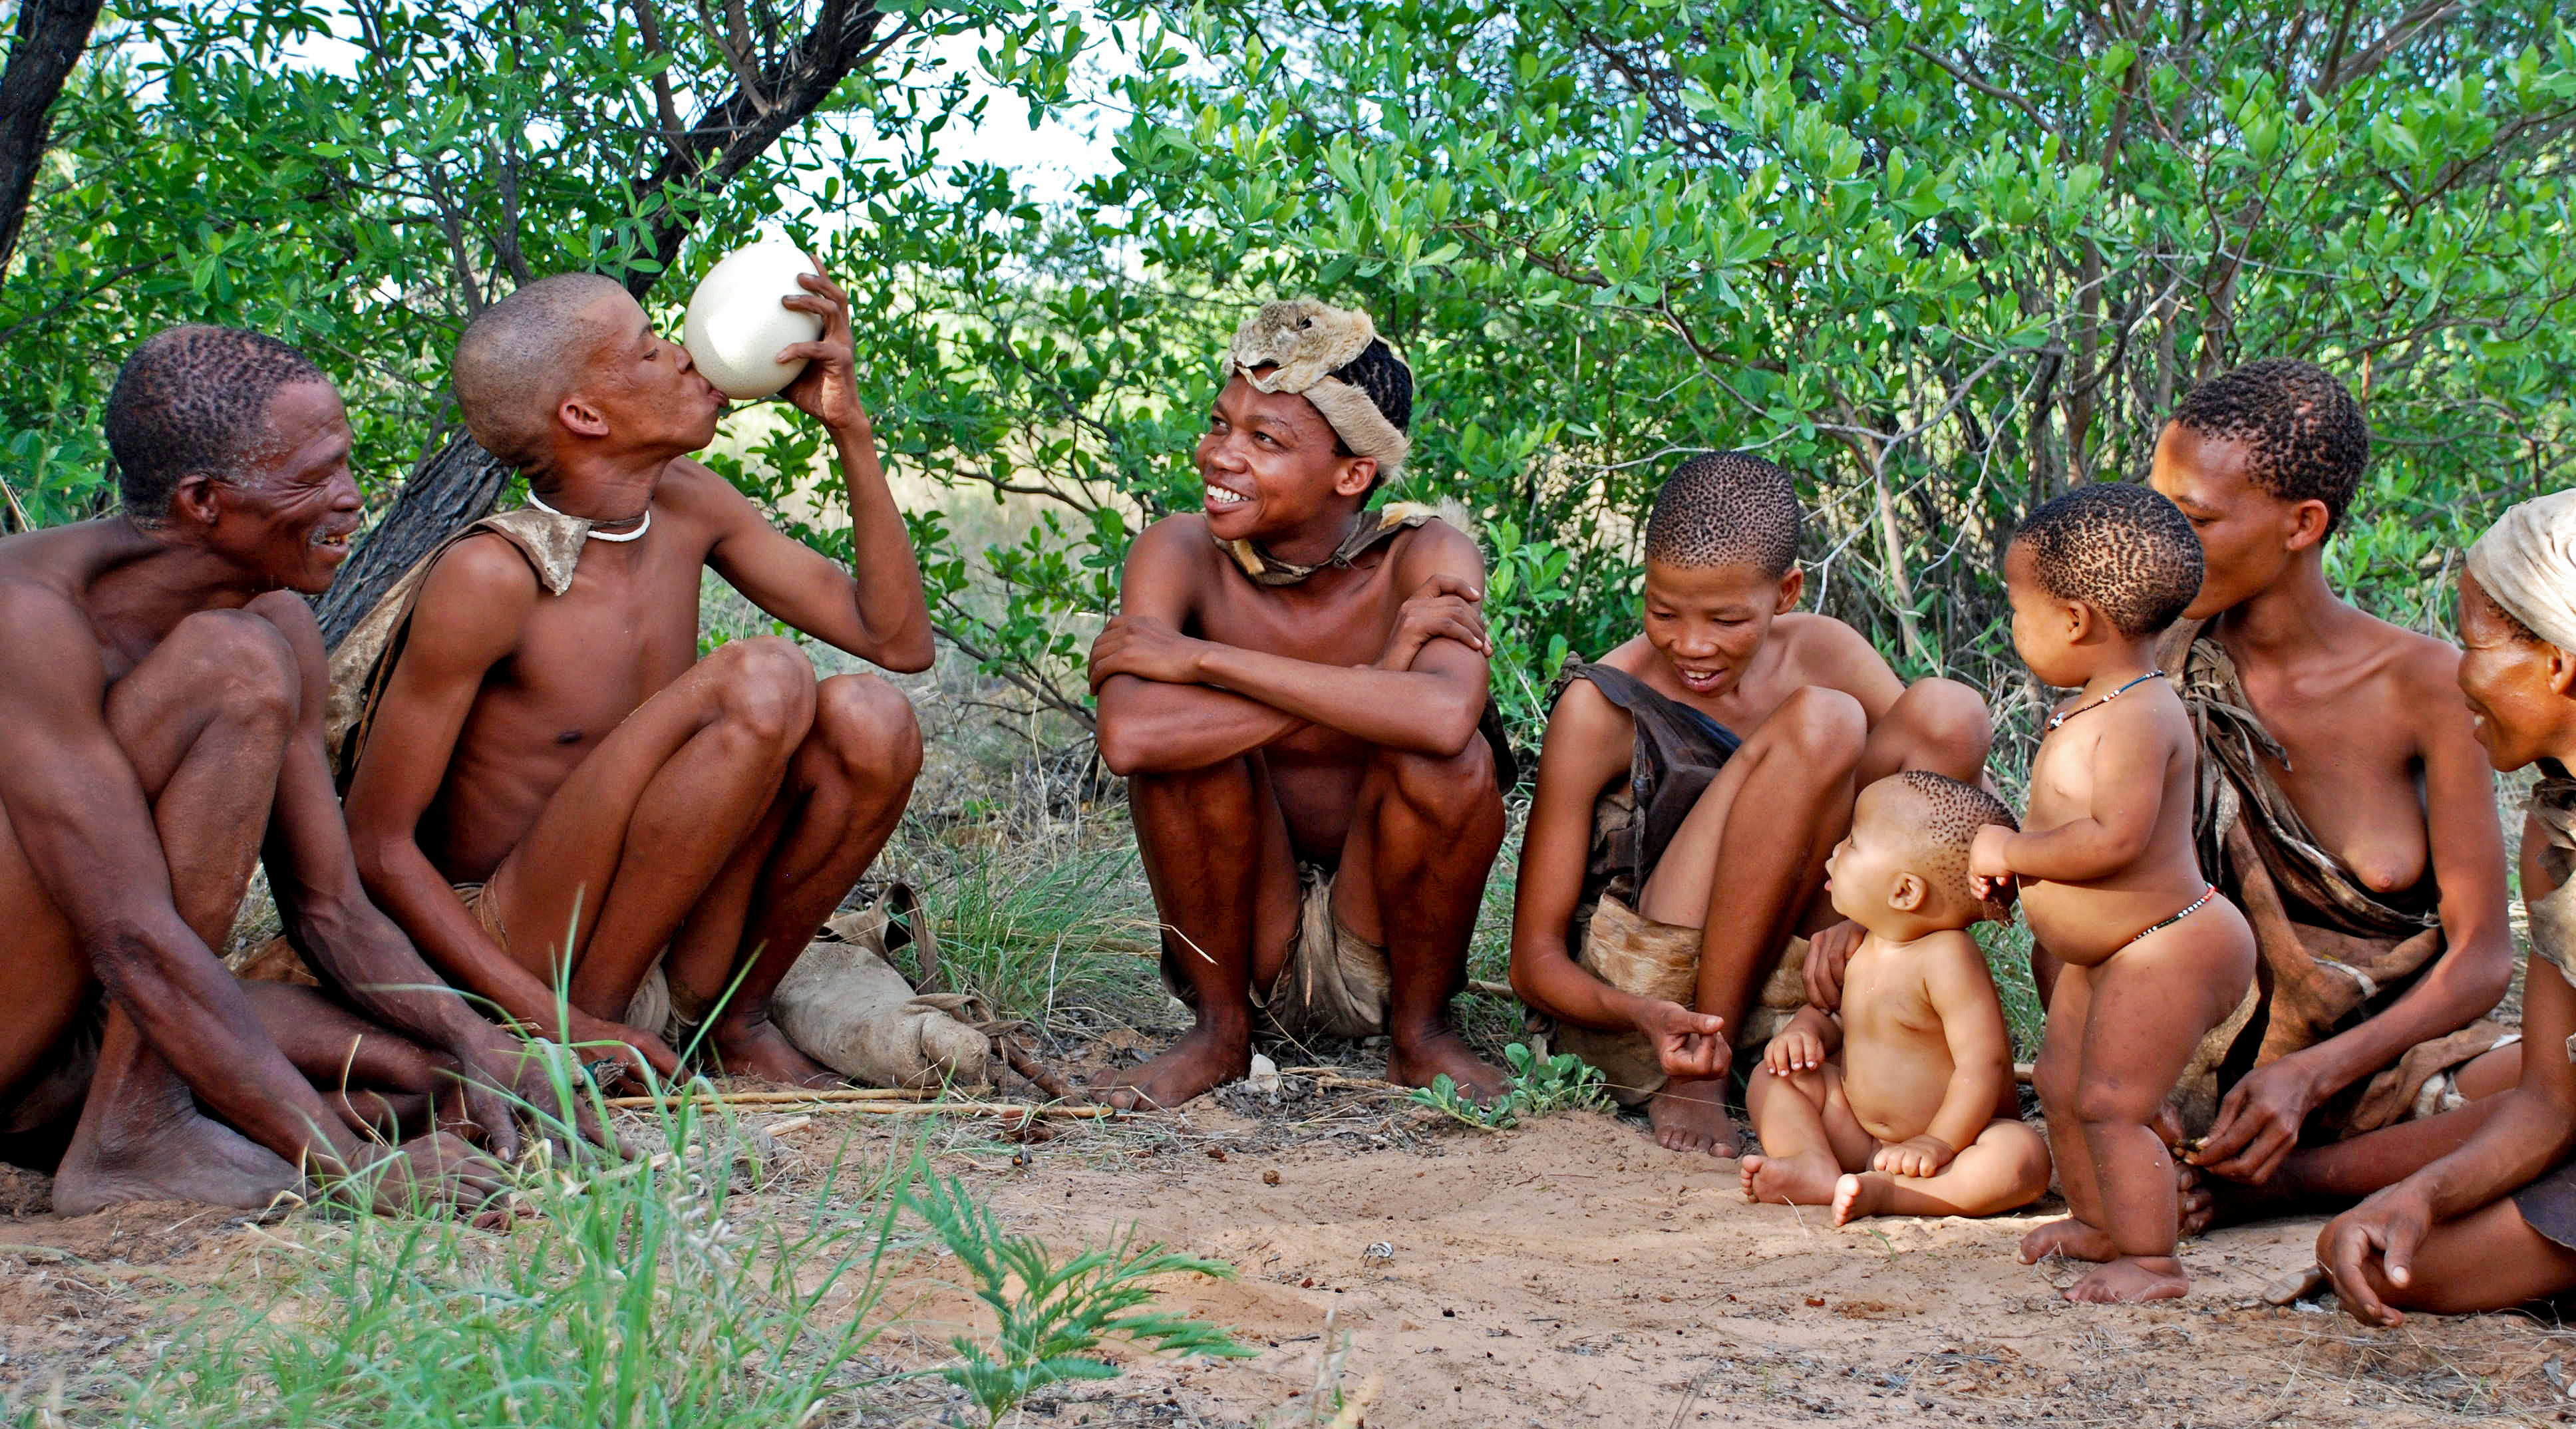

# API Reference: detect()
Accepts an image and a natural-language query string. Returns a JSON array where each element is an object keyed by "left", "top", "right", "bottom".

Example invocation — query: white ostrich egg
[{"left": 682, "top": 242, "right": 824, "bottom": 400}]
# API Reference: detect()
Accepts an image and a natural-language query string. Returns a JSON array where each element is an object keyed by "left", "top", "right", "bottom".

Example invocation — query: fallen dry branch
[
  {"left": 1001, "top": 1037, "right": 1080, "bottom": 1102},
  {"left": 603, "top": 1087, "right": 931, "bottom": 1108},
  {"left": 605, "top": 1088, "right": 1119, "bottom": 1120}
]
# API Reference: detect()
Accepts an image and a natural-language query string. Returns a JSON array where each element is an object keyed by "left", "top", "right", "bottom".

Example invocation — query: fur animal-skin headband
[{"left": 1223, "top": 299, "right": 1410, "bottom": 483}]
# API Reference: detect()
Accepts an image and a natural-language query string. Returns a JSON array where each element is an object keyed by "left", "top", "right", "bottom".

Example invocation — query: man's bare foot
[
  {"left": 1737, "top": 1151, "right": 1838, "bottom": 1205},
  {"left": 2018, "top": 1215, "right": 2119, "bottom": 1265},
  {"left": 1386, "top": 1029, "right": 1507, "bottom": 1102},
  {"left": 54, "top": 1107, "right": 301, "bottom": 1216},
  {"left": 2063, "top": 1255, "right": 2189, "bottom": 1303},
  {"left": 1093, "top": 1023, "right": 1251, "bottom": 1111},
  {"left": 1649, "top": 1076, "right": 1738, "bottom": 1156},
  {"left": 712, "top": 1018, "right": 841, "bottom": 1088},
  {"left": 1831, "top": 1172, "right": 1889, "bottom": 1225}
]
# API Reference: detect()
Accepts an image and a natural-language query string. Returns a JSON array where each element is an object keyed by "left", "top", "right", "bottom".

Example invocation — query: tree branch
[{"left": 0, "top": 0, "right": 107, "bottom": 291}]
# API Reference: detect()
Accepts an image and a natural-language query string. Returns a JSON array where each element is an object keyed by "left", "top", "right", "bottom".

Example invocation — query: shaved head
[{"left": 452, "top": 273, "right": 629, "bottom": 469}]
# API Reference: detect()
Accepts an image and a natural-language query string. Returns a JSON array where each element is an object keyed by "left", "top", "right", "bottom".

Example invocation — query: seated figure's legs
[
  {"left": 480, "top": 637, "right": 818, "bottom": 1031},
  {"left": 1740, "top": 1062, "right": 1871, "bottom": 1205},
  {"left": 1832, "top": 1118, "right": 2052, "bottom": 1225},
  {"left": 1106, "top": 753, "right": 1301, "bottom": 1110},
  {"left": 20, "top": 611, "right": 311, "bottom": 1213},
  {"left": 1854, "top": 677, "right": 1993, "bottom": 788},
  {"left": 1331, "top": 738, "right": 1507, "bottom": 1099},
  {"left": 659, "top": 672, "right": 923, "bottom": 1085},
  {"left": 1634, "top": 685, "right": 1867, "bottom": 1155}
]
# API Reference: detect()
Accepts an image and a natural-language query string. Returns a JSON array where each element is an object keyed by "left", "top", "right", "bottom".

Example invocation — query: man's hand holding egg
[{"left": 681, "top": 242, "right": 869, "bottom": 435}]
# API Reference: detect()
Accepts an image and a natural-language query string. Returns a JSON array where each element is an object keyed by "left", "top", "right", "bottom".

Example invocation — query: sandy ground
[
  {"left": 7, "top": 1099, "right": 2576, "bottom": 1426},
  {"left": 953, "top": 1106, "right": 2576, "bottom": 1427}
]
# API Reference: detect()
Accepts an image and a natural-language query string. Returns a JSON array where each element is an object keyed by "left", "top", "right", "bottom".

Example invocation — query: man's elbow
[
  {"left": 1096, "top": 720, "right": 1153, "bottom": 778},
  {"left": 875, "top": 625, "right": 937, "bottom": 675},
  {"left": 1419, "top": 691, "right": 1484, "bottom": 759}
]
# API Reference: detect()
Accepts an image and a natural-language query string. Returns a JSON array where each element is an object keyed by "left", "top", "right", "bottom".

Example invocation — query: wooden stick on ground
[
  {"left": 601, "top": 1088, "right": 1118, "bottom": 1120},
  {"left": 801, "top": 1100, "right": 1116, "bottom": 1120},
  {"left": 603, "top": 1087, "right": 932, "bottom": 1108},
  {"left": 1000, "top": 1038, "right": 1079, "bottom": 1102}
]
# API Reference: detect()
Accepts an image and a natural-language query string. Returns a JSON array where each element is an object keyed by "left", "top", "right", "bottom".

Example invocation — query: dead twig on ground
[
  {"left": 1001, "top": 1037, "right": 1080, "bottom": 1102},
  {"left": 603, "top": 1088, "right": 931, "bottom": 1108}
]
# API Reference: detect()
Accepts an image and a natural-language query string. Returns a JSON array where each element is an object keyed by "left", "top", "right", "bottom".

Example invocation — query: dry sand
[
  {"left": 6, "top": 1105, "right": 2575, "bottom": 1426},
  {"left": 961, "top": 1106, "right": 2575, "bottom": 1426}
]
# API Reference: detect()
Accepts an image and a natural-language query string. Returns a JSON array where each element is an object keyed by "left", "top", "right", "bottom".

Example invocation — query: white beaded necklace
[{"left": 526, "top": 488, "right": 651, "bottom": 542}]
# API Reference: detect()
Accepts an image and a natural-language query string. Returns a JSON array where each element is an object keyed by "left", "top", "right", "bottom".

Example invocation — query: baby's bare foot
[
  {"left": 1831, "top": 1173, "right": 1887, "bottom": 1226},
  {"left": 2018, "top": 1215, "right": 2118, "bottom": 1265},
  {"left": 2063, "top": 1255, "right": 2189, "bottom": 1303},
  {"left": 1738, "top": 1150, "right": 1839, "bottom": 1207},
  {"left": 1649, "top": 1076, "right": 1737, "bottom": 1156}
]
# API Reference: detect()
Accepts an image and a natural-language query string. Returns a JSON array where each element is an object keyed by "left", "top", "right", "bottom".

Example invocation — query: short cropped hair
[
  {"left": 104, "top": 325, "right": 327, "bottom": 525},
  {"left": 2173, "top": 359, "right": 2370, "bottom": 533},
  {"left": 452, "top": 273, "right": 627, "bottom": 469},
  {"left": 1643, "top": 451, "right": 1804, "bottom": 576},
  {"left": 1881, "top": 770, "right": 2020, "bottom": 923},
  {"left": 2012, "top": 483, "right": 2203, "bottom": 639}
]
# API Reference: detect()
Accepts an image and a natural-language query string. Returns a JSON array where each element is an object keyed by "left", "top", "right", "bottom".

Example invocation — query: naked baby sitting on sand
[{"left": 1740, "top": 771, "right": 2051, "bottom": 1224}]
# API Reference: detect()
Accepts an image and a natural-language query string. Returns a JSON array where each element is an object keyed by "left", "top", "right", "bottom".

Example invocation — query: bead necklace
[{"left": 2046, "top": 669, "right": 2164, "bottom": 730}]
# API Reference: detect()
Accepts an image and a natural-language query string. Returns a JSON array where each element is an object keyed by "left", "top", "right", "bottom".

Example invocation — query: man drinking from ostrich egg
[{"left": 335, "top": 251, "right": 933, "bottom": 1088}]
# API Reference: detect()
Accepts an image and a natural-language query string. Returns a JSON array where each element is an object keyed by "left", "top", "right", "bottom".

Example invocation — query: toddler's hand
[
  {"left": 1764, "top": 1026, "right": 1826, "bottom": 1077},
  {"left": 1871, "top": 1135, "right": 1955, "bottom": 1179},
  {"left": 1968, "top": 824, "right": 2016, "bottom": 899}
]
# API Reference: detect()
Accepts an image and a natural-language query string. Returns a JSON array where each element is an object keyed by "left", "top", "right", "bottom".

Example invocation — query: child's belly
[
  {"left": 1840, "top": 1039, "right": 1953, "bottom": 1145},
  {"left": 2020, "top": 873, "right": 2215, "bottom": 967}
]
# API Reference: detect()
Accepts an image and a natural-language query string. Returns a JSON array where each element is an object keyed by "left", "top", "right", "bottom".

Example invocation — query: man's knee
[
  {"left": 810, "top": 673, "right": 923, "bottom": 788},
  {"left": 1769, "top": 686, "right": 1867, "bottom": 769},
  {"left": 2070, "top": 1074, "right": 2159, "bottom": 1130},
  {"left": 168, "top": 610, "right": 299, "bottom": 728},
  {"left": 1895, "top": 677, "right": 1993, "bottom": 770},
  {"left": 704, "top": 636, "right": 818, "bottom": 745},
  {"left": 1375, "top": 737, "right": 1500, "bottom": 826},
  {"left": 1128, "top": 757, "right": 1262, "bottom": 840}
]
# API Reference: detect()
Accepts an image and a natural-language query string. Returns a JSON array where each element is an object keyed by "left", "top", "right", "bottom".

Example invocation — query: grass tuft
[
  {"left": 908, "top": 1161, "right": 1253, "bottom": 1426},
  {"left": 916, "top": 844, "right": 1158, "bottom": 1027}
]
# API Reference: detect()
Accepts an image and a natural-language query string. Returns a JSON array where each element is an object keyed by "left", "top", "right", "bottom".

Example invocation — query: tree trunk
[
  {"left": 313, "top": 436, "right": 514, "bottom": 647},
  {"left": 315, "top": 0, "right": 891, "bottom": 650},
  {"left": 0, "top": 0, "right": 107, "bottom": 291}
]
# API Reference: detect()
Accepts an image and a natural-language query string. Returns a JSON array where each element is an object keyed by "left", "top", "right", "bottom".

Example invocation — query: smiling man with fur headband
[{"left": 1086, "top": 299, "right": 1516, "bottom": 1108}]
